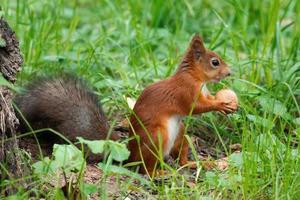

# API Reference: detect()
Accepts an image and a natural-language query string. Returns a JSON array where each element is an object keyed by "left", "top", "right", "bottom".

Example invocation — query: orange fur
[{"left": 127, "top": 34, "right": 235, "bottom": 176}]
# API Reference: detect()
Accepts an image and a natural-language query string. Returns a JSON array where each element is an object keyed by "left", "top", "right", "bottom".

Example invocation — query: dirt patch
[{"left": 17, "top": 122, "right": 232, "bottom": 199}]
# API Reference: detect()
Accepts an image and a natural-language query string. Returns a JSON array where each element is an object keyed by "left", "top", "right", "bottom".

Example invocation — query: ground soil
[{"left": 17, "top": 121, "right": 235, "bottom": 199}]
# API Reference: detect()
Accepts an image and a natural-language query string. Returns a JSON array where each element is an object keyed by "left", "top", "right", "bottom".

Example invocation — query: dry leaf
[
  {"left": 186, "top": 181, "right": 196, "bottom": 188},
  {"left": 126, "top": 97, "right": 136, "bottom": 110},
  {"left": 119, "top": 118, "right": 129, "bottom": 128},
  {"left": 215, "top": 158, "right": 228, "bottom": 171},
  {"left": 229, "top": 143, "right": 242, "bottom": 152},
  {"left": 201, "top": 160, "right": 216, "bottom": 170}
]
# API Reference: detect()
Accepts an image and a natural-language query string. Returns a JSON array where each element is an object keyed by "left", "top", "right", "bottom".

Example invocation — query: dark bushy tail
[{"left": 15, "top": 75, "right": 115, "bottom": 143}]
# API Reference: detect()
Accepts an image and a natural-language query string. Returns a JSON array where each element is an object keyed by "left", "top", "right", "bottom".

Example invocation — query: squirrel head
[{"left": 178, "top": 34, "right": 231, "bottom": 82}]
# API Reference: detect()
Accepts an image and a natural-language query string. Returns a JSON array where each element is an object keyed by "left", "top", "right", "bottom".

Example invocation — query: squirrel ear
[{"left": 190, "top": 34, "right": 206, "bottom": 60}]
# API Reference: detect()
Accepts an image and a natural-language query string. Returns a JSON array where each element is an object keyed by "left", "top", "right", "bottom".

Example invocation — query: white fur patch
[
  {"left": 201, "top": 83, "right": 209, "bottom": 97},
  {"left": 165, "top": 115, "right": 181, "bottom": 156}
]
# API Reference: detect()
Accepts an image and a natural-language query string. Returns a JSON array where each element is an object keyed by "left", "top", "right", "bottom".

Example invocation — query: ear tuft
[
  {"left": 192, "top": 33, "right": 202, "bottom": 42},
  {"left": 190, "top": 33, "right": 206, "bottom": 60}
]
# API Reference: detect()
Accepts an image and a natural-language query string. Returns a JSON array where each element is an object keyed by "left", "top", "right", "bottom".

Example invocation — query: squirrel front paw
[{"left": 214, "top": 100, "right": 237, "bottom": 114}]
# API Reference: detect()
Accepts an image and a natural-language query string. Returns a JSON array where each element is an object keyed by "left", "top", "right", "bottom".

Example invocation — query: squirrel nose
[{"left": 224, "top": 70, "right": 231, "bottom": 77}]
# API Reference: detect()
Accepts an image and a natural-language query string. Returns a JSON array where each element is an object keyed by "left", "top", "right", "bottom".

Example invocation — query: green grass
[{"left": 1, "top": 0, "right": 300, "bottom": 199}]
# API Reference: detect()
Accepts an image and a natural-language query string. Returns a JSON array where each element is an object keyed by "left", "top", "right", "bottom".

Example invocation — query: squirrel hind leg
[
  {"left": 128, "top": 128, "right": 168, "bottom": 176},
  {"left": 127, "top": 139, "right": 157, "bottom": 175},
  {"left": 170, "top": 123, "right": 196, "bottom": 168},
  {"left": 137, "top": 144, "right": 160, "bottom": 177}
]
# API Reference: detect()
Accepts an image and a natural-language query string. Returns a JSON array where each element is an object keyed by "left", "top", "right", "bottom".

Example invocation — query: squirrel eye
[{"left": 211, "top": 57, "right": 220, "bottom": 68}]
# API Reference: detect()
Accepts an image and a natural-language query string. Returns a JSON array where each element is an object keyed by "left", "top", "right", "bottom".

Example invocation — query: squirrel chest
[
  {"left": 164, "top": 83, "right": 208, "bottom": 155},
  {"left": 165, "top": 115, "right": 182, "bottom": 156}
]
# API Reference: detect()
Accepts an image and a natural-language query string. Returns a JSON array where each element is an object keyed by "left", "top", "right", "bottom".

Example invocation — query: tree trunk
[{"left": 0, "top": 17, "right": 29, "bottom": 195}]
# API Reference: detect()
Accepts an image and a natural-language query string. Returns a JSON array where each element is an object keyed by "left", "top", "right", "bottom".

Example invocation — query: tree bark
[{"left": 0, "top": 17, "right": 29, "bottom": 195}]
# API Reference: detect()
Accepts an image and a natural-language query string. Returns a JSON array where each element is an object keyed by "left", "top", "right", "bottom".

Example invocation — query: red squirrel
[{"left": 127, "top": 34, "right": 236, "bottom": 175}]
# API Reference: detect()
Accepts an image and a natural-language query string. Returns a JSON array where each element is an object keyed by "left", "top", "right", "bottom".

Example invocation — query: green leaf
[
  {"left": 229, "top": 152, "right": 243, "bottom": 169},
  {"left": 218, "top": 175, "right": 230, "bottom": 188},
  {"left": 108, "top": 141, "right": 130, "bottom": 162},
  {"left": 33, "top": 144, "right": 85, "bottom": 175},
  {"left": 80, "top": 183, "right": 98, "bottom": 196},
  {"left": 198, "top": 196, "right": 214, "bottom": 200},
  {"left": 53, "top": 144, "right": 85, "bottom": 172},
  {"left": 42, "top": 55, "right": 66, "bottom": 62},
  {"left": 258, "top": 96, "right": 287, "bottom": 116},
  {"left": 205, "top": 171, "right": 218, "bottom": 187},
  {"left": 255, "top": 134, "right": 286, "bottom": 159},
  {"left": 32, "top": 157, "right": 58, "bottom": 175},
  {"left": 220, "top": 174, "right": 242, "bottom": 189},
  {"left": 293, "top": 117, "right": 300, "bottom": 126},
  {"left": 232, "top": 79, "right": 260, "bottom": 94},
  {"left": 283, "top": 62, "right": 300, "bottom": 81},
  {"left": 5, "top": 195, "right": 24, "bottom": 200},
  {"left": 54, "top": 188, "right": 65, "bottom": 200},
  {"left": 246, "top": 114, "right": 274, "bottom": 129},
  {"left": 291, "top": 149, "right": 298, "bottom": 160},
  {"left": 77, "top": 137, "right": 130, "bottom": 162},
  {"left": 77, "top": 137, "right": 105, "bottom": 154},
  {"left": 97, "top": 163, "right": 151, "bottom": 185}
]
